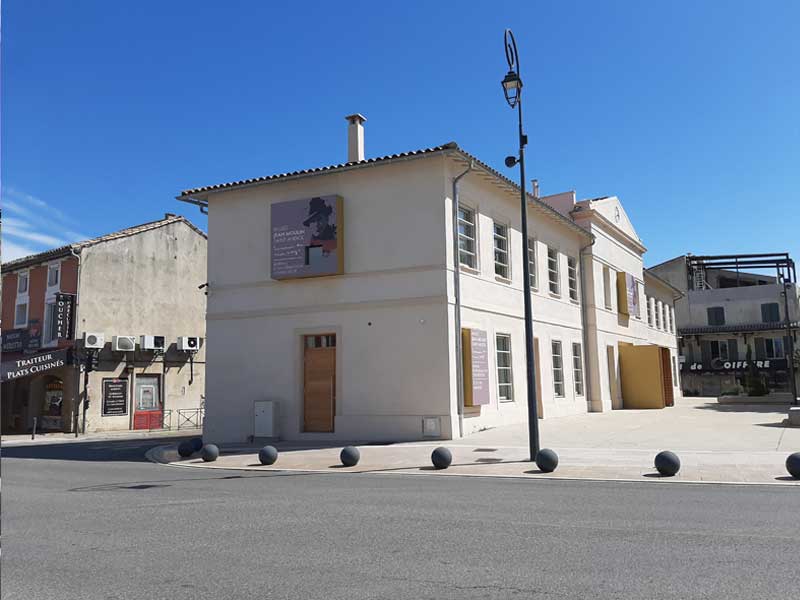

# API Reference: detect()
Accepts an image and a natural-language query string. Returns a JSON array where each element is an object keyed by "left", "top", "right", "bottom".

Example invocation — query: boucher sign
[
  {"left": 683, "top": 358, "right": 788, "bottom": 373},
  {"left": 1, "top": 348, "right": 72, "bottom": 383},
  {"left": 271, "top": 195, "right": 344, "bottom": 280},
  {"left": 55, "top": 293, "right": 76, "bottom": 340}
]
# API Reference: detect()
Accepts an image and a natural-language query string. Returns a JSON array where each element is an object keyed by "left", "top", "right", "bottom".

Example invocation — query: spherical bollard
[
  {"left": 786, "top": 452, "right": 800, "bottom": 479},
  {"left": 654, "top": 450, "right": 681, "bottom": 476},
  {"left": 431, "top": 447, "right": 452, "bottom": 470},
  {"left": 535, "top": 448, "right": 559, "bottom": 473},
  {"left": 258, "top": 445, "right": 278, "bottom": 465},
  {"left": 177, "top": 440, "right": 194, "bottom": 458},
  {"left": 190, "top": 437, "right": 204, "bottom": 452},
  {"left": 201, "top": 444, "right": 219, "bottom": 462},
  {"left": 340, "top": 446, "right": 360, "bottom": 467}
]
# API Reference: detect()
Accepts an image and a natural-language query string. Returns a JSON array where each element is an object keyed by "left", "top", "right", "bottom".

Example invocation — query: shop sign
[
  {"left": 24, "top": 320, "right": 42, "bottom": 353},
  {"left": 102, "top": 378, "right": 129, "bottom": 416},
  {"left": 1, "top": 329, "right": 26, "bottom": 353},
  {"left": 55, "top": 293, "right": 76, "bottom": 339},
  {"left": 683, "top": 358, "right": 788, "bottom": 373},
  {"left": 271, "top": 195, "right": 344, "bottom": 280},
  {"left": 469, "top": 329, "right": 491, "bottom": 406},
  {"left": 1, "top": 348, "right": 71, "bottom": 382}
]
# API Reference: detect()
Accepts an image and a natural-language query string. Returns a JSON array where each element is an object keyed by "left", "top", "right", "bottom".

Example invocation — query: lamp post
[
  {"left": 780, "top": 275, "right": 798, "bottom": 405},
  {"left": 501, "top": 29, "right": 541, "bottom": 460}
]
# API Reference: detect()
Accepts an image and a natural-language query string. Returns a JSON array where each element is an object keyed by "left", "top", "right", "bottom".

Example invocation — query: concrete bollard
[
  {"left": 177, "top": 440, "right": 194, "bottom": 458},
  {"left": 201, "top": 444, "right": 220, "bottom": 462},
  {"left": 340, "top": 446, "right": 360, "bottom": 467},
  {"left": 654, "top": 450, "right": 681, "bottom": 476},
  {"left": 431, "top": 447, "right": 452, "bottom": 470},
  {"left": 258, "top": 445, "right": 278, "bottom": 465},
  {"left": 786, "top": 452, "right": 800, "bottom": 479},
  {"left": 535, "top": 448, "right": 559, "bottom": 473}
]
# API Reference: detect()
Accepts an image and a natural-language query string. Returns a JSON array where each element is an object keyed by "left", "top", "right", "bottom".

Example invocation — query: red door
[{"left": 133, "top": 375, "right": 163, "bottom": 430}]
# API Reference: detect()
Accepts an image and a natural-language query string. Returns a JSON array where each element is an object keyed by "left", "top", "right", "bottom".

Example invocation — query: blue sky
[{"left": 3, "top": 1, "right": 799, "bottom": 265}]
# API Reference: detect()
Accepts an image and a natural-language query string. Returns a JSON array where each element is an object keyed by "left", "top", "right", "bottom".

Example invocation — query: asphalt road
[{"left": 2, "top": 438, "right": 798, "bottom": 600}]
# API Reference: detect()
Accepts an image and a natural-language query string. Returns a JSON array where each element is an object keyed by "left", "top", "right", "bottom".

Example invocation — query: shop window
[
  {"left": 568, "top": 257, "right": 579, "bottom": 303},
  {"left": 547, "top": 247, "right": 560, "bottom": 296},
  {"left": 457, "top": 206, "right": 477, "bottom": 269},
  {"left": 764, "top": 338, "right": 784, "bottom": 359},
  {"left": 40, "top": 378, "right": 65, "bottom": 431},
  {"left": 761, "top": 303, "right": 780, "bottom": 323},
  {"left": 572, "top": 342, "right": 584, "bottom": 396},
  {"left": 495, "top": 333, "right": 513, "bottom": 402},
  {"left": 707, "top": 306, "right": 725, "bottom": 326},
  {"left": 552, "top": 340, "right": 565, "bottom": 397},
  {"left": 527, "top": 238, "right": 537, "bottom": 290},
  {"left": 493, "top": 223, "right": 509, "bottom": 280}
]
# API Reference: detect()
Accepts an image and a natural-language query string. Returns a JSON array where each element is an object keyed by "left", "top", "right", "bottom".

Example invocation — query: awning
[{"left": 1, "top": 348, "right": 73, "bottom": 383}]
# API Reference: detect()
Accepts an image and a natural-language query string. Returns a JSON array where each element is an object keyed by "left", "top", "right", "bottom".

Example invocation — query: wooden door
[
  {"left": 607, "top": 345, "right": 619, "bottom": 409},
  {"left": 660, "top": 347, "right": 675, "bottom": 407},
  {"left": 303, "top": 334, "right": 336, "bottom": 432}
]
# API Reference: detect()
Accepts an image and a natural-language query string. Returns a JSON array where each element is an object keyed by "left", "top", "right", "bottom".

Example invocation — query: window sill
[
  {"left": 495, "top": 275, "right": 512, "bottom": 285},
  {"left": 569, "top": 299, "right": 580, "bottom": 305},
  {"left": 459, "top": 264, "right": 480, "bottom": 276},
  {"left": 549, "top": 292, "right": 562, "bottom": 300}
]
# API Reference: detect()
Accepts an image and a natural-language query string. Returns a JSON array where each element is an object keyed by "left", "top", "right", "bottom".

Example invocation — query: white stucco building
[{"left": 179, "top": 116, "right": 681, "bottom": 444}]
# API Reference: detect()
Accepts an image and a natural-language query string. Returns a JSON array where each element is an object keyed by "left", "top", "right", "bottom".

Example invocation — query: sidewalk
[
  {"left": 150, "top": 399, "right": 800, "bottom": 485},
  {"left": 2, "top": 428, "right": 200, "bottom": 447}
]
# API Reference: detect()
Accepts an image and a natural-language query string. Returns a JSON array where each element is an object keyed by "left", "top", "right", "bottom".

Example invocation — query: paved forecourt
[{"left": 155, "top": 399, "right": 800, "bottom": 485}]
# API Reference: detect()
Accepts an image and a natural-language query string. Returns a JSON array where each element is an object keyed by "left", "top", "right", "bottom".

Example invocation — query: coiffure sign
[
  {"left": 271, "top": 195, "right": 344, "bottom": 280},
  {"left": 1, "top": 348, "right": 72, "bottom": 383},
  {"left": 684, "top": 358, "right": 788, "bottom": 373}
]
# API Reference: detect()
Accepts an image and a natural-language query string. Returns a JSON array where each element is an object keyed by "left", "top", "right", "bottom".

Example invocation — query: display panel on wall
[
  {"left": 616, "top": 272, "right": 640, "bottom": 316},
  {"left": 102, "top": 378, "right": 129, "bottom": 417},
  {"left": 462, "top": 328, "right": 491, "bottom": 407},
  {"left": 271, "top": 195, "right": 344, "bottom": 280}
]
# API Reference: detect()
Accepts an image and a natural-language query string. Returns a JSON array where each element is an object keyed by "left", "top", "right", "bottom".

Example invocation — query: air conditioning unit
[
  {"left": 112, "top": 336, "right": 137, "bottom": 352},
  {"left": 84, "top": 332, "right": 105, "bottom": 349},
  {"left": 177, "top": 336, "right": 201, "bottom": 352},
  {"left": 140, "top": 335, "right": 166, "bottom": 351}
]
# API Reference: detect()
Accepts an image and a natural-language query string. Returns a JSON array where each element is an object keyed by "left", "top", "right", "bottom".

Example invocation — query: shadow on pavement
[
  {"left": 1, "top": 436, "right": 197, "bottom": 463},
  {"left": 692, "top": 402, "right": 792, "bottom": 414}
]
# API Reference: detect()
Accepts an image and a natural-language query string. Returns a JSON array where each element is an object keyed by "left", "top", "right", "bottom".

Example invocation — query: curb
[{"left": 145, "top": 444, "right": 800, "bottom": 487}]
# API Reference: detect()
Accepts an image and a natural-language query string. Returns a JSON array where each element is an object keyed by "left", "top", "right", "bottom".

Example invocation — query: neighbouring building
[
  {"left": 650, "top": 253, "right": 799, "bottom": 398},
  {"left": 179, "top": 115, "right": 681, "bottom": 444},
  {"left": 1, "top": 215, "right": 207, "bottom": 434}
]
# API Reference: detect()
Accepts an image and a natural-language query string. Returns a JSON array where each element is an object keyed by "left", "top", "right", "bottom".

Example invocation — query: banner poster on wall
[{"left": 271, "top": 195, "right": 344, "bottom": 280}]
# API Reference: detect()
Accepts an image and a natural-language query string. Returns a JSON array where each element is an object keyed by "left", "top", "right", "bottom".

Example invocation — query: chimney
[{"left": 345, "top": 113, "right": 366, "bottom": 162}]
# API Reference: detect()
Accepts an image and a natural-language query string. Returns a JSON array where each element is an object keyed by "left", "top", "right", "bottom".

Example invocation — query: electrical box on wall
[
  {"left": 112, "top": 336, "right": 137, "bottom": 352},
  {"left": 254, "top": 400, "right": 278, "bottom": 438},
  {"left": 140, "top": 335, "right": 166, "bottom": 351}
]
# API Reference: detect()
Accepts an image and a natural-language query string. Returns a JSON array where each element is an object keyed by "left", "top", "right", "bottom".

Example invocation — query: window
[
  {"left": 710, "top": 340, "right": 729, "bottom": 361},
  {"left": 493, "top": 223, "right": 509, "bottom": 279},
  {"left": 765, "top": 338, "right": 784, "bottom": 359},
  {"left": 662, "top": 304, "right": 668, "bottom": 331},
  {"left": 707, "top": 306, "right": 725, "bottom": 326},
  {"left": 647, "top": 296, "right": 653, "bottom": 326},
  {"left": 567, "top": 257, "right": 579, "bottom": 302},
  {"left": 17, "top": 272, "right": 29, "bottom": 294},
  {"left": 495, "top": 334, "right": 513, "bottom": 401},
  {"left": 547, "top": 247, "right": 560, "bottom": 295},
  {"left": 668, "top": 306, "right": 674, "bottom": 332},
  {"left": 572, "top": 342, "right": 584, "bottom": 396},
  {"left": 603, "top": 266, "right": 612, "bottom": 309},
  {"left": 15, "top": 303, "right": 28, "bottom": 327},
  {"left": 305, "top": 334, "right": 336, "bottom": 348},
  {"left": 761, "top": 303, "right": 780, "bottom": 323},
  {"left": 552, "top": 340, "right": 565, "bottom": 397},
  {"left": 457, "top": 206, "right": 477, "bottom": 268},
  {"left": 527, "top": 238, "right": 537, "bottom": 290},
  {"left": 44, "top": 301, "right": 59, "bottom": 344},
  {"left": 47, "top": 264, "right": 60, "bottom": 288},
  {"left": 655, "top": 300, "right": 662, "bottom": 329}
]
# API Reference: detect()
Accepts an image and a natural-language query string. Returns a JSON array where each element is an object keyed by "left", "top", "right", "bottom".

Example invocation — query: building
[
  {"left": 1, "top": 215, "right": 207, "bottom": 434},
  {"left": 178, "top": 115, "right": 681, "bottom": 444},
  {"left": 650, "top": 253, "right": 799, "bottom": 398}
]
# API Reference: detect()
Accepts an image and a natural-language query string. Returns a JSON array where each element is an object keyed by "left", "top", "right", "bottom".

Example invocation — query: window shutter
[
  {"left": 727, "top": 339, "right": 738, "bottom": 361},
  {"left": 754, "top": 337, "right": 766, "bottom": 360},
  {"left": 701, "top": 340, "right": 712, "bottom": 367}
]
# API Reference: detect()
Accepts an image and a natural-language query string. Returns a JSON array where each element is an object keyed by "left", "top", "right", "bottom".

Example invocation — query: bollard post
[{"left": 32, "top": 416, "right": 38, "bottom": 440}]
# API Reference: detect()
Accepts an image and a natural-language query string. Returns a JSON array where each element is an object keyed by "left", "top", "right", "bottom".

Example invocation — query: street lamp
[{"left": 501, "top": 29, "right": 541, "bottom": 460}]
